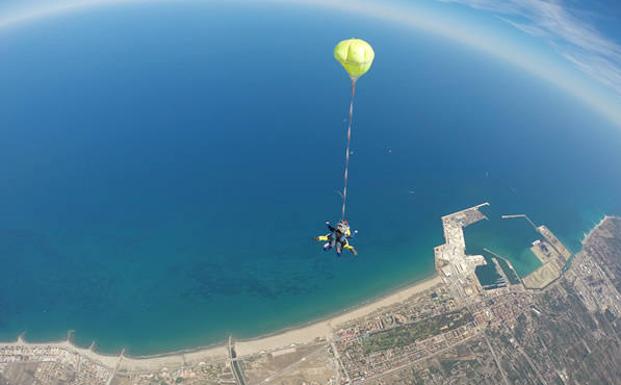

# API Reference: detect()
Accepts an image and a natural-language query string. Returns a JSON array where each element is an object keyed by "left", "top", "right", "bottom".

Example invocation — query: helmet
[{"left": 337, "top": 221, "right": 349, "bottom": 233}]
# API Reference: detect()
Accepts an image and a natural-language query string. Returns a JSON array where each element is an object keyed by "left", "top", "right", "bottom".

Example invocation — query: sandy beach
[
  {"left": 235, "top": 274, "right": 442, "bottom": 356},
  {"left": 1, "top": 274, "right": 442, "bottom": 369}
]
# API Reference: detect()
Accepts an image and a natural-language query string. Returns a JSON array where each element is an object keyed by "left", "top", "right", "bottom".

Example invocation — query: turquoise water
[
  {"left": 465, "top": 211, "right": 544, "bottom": 276},
  {"left": 1, "top": 3, "right": 621, "bottom": 355}
]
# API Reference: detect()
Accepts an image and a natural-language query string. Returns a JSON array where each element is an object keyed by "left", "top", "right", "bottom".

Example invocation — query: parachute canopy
[{"left": 334, "top": 38, "right": 375, "bottom": 80}]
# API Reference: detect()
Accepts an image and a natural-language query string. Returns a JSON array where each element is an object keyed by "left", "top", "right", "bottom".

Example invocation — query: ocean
[{"left": 1, "top": 2, "right": 620, "bottom": 354}]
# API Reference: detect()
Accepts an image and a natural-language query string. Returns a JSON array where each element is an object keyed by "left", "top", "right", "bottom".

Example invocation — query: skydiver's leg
[
  {"left": 323, "top": 242, "right": 331, "bottom": 251},
  {"left": 344, "top": 244, "right": 358, "bottom": 256},
  {"left": 336, "top": 242, "right": 342, "bottom": 256},
  {"left": 329, "top": 233, "right": 337, "bottom": 249}
]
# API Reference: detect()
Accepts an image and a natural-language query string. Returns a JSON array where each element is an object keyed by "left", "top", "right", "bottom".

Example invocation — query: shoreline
[
  {"left": 581, "top": 215, "right": 611, "bottom": 245},
  {"left": 235, "top": 273, "right": 442, "bottom": 356},
  {"left": 1, "top": 273, "right": 441, "bottom": 367},
  {"left": 4, "top": 214, "right": 615, "bottom": 369}
]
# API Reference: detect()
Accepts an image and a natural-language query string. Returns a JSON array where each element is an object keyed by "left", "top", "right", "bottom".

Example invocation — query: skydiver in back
[{"left": 315, "top": 220, "right": 358, "bottom": 256}]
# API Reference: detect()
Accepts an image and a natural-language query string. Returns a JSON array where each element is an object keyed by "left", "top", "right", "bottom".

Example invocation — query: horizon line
[{"left": 1, "top": 0, "right": 621, "bottom": 127}]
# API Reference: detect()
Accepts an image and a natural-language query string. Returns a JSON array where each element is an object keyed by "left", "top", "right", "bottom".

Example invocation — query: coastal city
[{"left": 2, "top": 205, "right": 621, "bottom": 385}]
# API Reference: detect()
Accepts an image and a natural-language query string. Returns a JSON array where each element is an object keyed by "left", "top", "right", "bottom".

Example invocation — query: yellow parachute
[
  {"left": 334, "top": 38, "right": 375, "bottom": 80},
  {"left": 333, "top": 38, "right": 375, "bottom": 222}
]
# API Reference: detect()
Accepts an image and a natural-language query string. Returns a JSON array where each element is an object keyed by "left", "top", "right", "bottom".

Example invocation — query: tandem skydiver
[{"left": 315, "top": 220, "right": 358, "bottom": 256}]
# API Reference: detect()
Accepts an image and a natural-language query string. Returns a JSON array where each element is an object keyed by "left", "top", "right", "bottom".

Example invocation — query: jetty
[
  {"left": 228, "top": 337, "right": 246, "bottom": 385},
  {"left": 434, "top": 202, "right": 489, "bottom": 299},
  {"left": 502, "top": 214, "right": 573, "bottom": 289}
]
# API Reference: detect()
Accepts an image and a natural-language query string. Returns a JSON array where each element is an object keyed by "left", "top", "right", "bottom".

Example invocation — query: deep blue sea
[{"left": 1, "top": 3, "right": 620, "bottom": 355}]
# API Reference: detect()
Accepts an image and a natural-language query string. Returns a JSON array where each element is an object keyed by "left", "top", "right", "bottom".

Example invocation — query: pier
[
  {"left": 483, "top": 248, "right": 522, "bottom": 285},
  {"left": 228, "top": 337, "right": 246, "bottom": 385},
  {"left": 501, "top": 214, "right": 539, "bottom": 231},
  {"left": 502, "top": 213, "right": 573, "bottom": 289},
  {"left": 434, "top": 202, "right": 490, "bottom": 299}
]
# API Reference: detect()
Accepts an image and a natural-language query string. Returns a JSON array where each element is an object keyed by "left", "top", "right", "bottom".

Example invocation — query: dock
[
  {"left": 434, "top": 202, "right": 490, "bottom": 299},
  {"left": 228, "top": 337, "right": 246, "bottom": 385},
  {"left": 501, "top": 214, "right": 538, "bottom": 231},
  {"left": 502, "top": 214, "right": 573, "bottom": 289},
  {"left": 483, "top": 248, "right": 522, "bottom": 285}
]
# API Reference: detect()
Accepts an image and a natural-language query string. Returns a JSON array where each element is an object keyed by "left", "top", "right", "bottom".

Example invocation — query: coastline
[
  {"left": 1, "top": 273, "right": 441, "bottom": 368},
  {"left": 582, "top": 215, "right": 610, "bottom": 245},
  {"left": 5, "top": 214, "right": 615, "bottom": 370},
  {"left": 235, "top": 273, "right": 442, "bottom": 356}
]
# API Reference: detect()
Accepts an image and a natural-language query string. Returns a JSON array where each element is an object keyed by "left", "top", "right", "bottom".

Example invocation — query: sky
[
  {"left": 1, "top": 0, "right": 621, "bottom": 127},
  {"left": 438, "top": 0, "right": 621, "bottom": 99}
]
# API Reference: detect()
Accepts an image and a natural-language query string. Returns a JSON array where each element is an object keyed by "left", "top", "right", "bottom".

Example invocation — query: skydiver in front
[{"left": 315, "top": 220, "right": 358, "bottom": 256}]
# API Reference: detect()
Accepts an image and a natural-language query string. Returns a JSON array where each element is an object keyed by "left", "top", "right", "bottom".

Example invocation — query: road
[{"left": 228, "top": 337, "right": 246, "bottom": 385}]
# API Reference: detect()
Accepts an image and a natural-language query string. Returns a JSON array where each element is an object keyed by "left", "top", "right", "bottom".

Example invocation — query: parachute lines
[{"left": 341, "top": 78, "right": 357, "bottom": 220}]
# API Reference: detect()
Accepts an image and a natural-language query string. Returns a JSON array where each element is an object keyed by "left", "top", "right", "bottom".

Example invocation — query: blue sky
[
  {"left": 1, "top": 0, "right": 620, "bottom": 126},
  {"left": 437, "top": 0, "right": 621, "bottom": 96}
]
